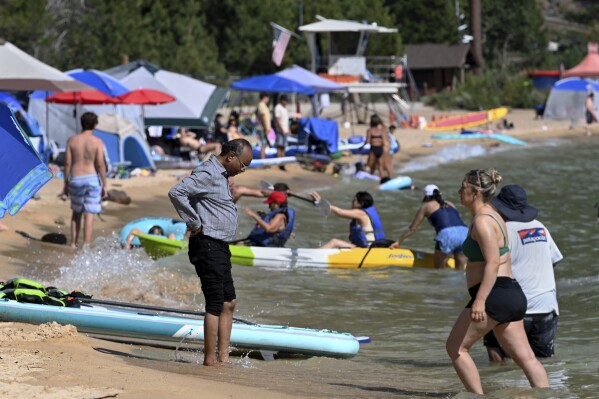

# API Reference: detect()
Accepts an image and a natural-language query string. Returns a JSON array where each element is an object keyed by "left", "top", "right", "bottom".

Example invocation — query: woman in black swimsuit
[
  {"left": 445, "top": 169, "right": 548, "bottom": 394},
  {"left": 361, "top": 114, "right": 389, "bottom": 177}
]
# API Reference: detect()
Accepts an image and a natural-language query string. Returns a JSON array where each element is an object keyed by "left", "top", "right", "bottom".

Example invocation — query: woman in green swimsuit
[{"left": 445, "top": 169, "right": 548, "bottom": 394}]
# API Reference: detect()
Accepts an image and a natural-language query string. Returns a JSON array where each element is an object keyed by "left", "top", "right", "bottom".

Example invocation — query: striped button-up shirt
[{"left": 168, "top": 155, "right": 238, "bottom": 242}]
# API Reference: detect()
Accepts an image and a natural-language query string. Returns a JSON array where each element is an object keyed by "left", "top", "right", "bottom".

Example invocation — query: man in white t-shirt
[
  {"left": 274, "top": 95, "right": 290, "bottom": 166},
  {"left": 484, "top": 184, "right": 563, "bottom": 362}
]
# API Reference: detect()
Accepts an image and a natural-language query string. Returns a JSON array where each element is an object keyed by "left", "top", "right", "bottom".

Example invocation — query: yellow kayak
[
  {"left": 229, "top": 245, "right": 455, "bottom": 269},
  {"left": 134, "top": 233, "right": 455, "bottom": 269}
]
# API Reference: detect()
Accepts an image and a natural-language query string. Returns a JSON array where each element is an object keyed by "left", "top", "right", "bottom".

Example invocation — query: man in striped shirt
[{"left": 169, "top": 138, "right": 253, "bottom": 366}]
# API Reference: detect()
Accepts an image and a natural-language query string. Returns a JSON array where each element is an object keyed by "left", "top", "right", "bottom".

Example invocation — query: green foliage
[
  {"left": 422, "top": 89, "right": 458, "bottom": 111},
  {"left": 424, "top": 71, "right": 549, "bottom": 111},
  {"left": 502, "top": 76, "right": 548, "bottom": 109},
  {"left": 479, "top": 0, "right": 548, "bottom": 69},
  {"left": 0, "top": 0, "right": 58, "bottom": 61},
  {"left": 0, "top": 0, "right": 592, "bottom": 88},
  {"left": 562, "top": 0, "right": 599, "bottom": 25},
  {"left": 386, "top": 0, "right": 459, "bottom": 45},
  {"left": 454, "top": 72, "right": 503, "bottom": 110}
]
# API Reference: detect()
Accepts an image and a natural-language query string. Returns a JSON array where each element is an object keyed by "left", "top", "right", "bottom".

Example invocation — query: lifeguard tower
[{"left": 299, "top": 16, "right": 410, "bottom": 125}]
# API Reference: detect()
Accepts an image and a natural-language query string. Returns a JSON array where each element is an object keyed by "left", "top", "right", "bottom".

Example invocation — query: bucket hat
[{"left": 491, "top": 184, "right": 538, "bottom": 222}]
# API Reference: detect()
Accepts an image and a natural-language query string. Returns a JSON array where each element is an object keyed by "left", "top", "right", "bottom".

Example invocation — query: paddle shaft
[
  {"left": 78, "top": 298, "right": 254, "bottom": 325},
  {"left": 230, "top": 236, "right": 250, "bottom": 244},
  {"left": 288, "top": 192, "right": 316, "bottom": 204},
  {"left": 357, "top": 246, "right": 373, "bottom": 269},
  {"left": 259, "top": 179, "right": 315, "bottom": 204}
]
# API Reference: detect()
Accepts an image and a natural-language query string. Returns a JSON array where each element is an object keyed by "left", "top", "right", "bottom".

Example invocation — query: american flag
[{"left": 272, "top": 26, "right": 291, "bottom": 66}]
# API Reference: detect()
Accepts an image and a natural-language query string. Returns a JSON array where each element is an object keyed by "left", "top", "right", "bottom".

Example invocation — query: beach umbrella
[
  {"left": 231, "top": 74, "right": 315, "bottom": 95},
  {"left": 0, "top": 40, "right": 91, "bottom": 92},
  {"left": 66, "top": 69, "right": 130, "bottom": 96},
  {"left": 31, "top": 69, "right": 130, "bottom": 141},
  {"left": 115, "top": 88, "right": 175, "bottom": 105},
  {"left": 44, "top": 90, "right": 118, "bottom": 132},
  {"left": 0, "top": 103, "right": 53, "bottom": 218},
  {"left": 115, "top": 88, "right": 176, "bottom": 127},
  {"left": 45, "top": 90, "right": 118, "bottom": 105}
]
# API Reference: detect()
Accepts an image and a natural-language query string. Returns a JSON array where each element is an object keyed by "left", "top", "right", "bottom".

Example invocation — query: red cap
[{"left": 263, "top": 191, "right": 287, "bottom": 204}]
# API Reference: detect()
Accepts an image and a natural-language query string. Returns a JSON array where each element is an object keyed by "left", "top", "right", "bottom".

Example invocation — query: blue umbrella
[
  {"left": 231, "top": 74, "right": 315, "bottom": 95},
  {"left": 276, "top": 65, "right": 346, "bottom": 93},
  {"left": 552, "top": 77, "right": 599, "bottom": 92},
  {"left": 30, "top": 68, "right": 130, "bottom": 100},
  {"left": 0, "top": 103, "right": 53, "bottom": 218},
  {"left": 67, "top": 69, "right": 130, "bottom": 96}
]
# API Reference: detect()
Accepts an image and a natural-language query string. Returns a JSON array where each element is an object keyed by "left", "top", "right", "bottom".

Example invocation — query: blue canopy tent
[
  {"left": 231, "top": 74, "right": 318, "bottom": 120},
  {"left": 231, "top": 74, "right": 316, "bottom": 95},
  {"left": 0, "top": 91, "right": 48, "bottom": 161},
  {"left": 0, "top": 103, "right": 52, "bottom": 218},
  {"left": 276, "top": 65, "right": 346, "bottom": 116},
  {"left": 543, "top": 77, "right": 599, "bottom": 121}
]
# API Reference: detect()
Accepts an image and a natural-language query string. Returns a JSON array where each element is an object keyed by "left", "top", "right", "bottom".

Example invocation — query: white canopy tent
[
  {"left": 0, "top": 40, "right": 91, "bottom": 92},
  {"left": 104, "top": 60, "right": 228, "bottom": 128}
]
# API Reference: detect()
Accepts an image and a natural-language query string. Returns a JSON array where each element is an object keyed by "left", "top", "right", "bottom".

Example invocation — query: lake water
[{"left": 30, "top": 136, "right": 599, "bottom": 398}]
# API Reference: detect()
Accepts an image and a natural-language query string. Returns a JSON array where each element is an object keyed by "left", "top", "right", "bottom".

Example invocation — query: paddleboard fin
[{"left": 259, "top": 350, "right": 277, "bottom": 361}]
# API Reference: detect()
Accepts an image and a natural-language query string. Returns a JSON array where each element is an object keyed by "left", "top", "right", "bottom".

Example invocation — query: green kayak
[{"left": 134, "top": 232, "right": 187, "bottom": 259}]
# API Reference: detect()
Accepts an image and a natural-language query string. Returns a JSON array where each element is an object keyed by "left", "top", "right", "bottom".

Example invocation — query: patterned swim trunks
[{"left": 68, "top": 174, "right": 102, "bottom": 214}]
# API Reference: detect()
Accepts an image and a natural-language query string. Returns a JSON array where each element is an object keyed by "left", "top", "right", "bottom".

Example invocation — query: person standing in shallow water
[
  {"left": 390, "top": 184, "right": 468, "bottom": 270},
  {"left": 62, "top": 112, "right": 107, "bottom": 249},
  {"left": 585, "top": 92, "right": 596, "bottom": 136},
  {"left": 484, "top": 184, "right": 563, "bottom": 362},
  {"left": 446, "top": 168, "right": 549, "bottom": 394},
  {"left": 169, "top": 139, "right": 253, "bottom": 366}
]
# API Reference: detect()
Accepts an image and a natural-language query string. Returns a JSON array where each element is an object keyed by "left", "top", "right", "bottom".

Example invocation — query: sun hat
[
  {"left": 423, "top": 184, "right": 439, "bottom": 197},
  {"left": 263, "top": 191, "right": 287, "bottom": 204},
  {"left": 491, "top": 184, "right": 538, "bottom": 222}
]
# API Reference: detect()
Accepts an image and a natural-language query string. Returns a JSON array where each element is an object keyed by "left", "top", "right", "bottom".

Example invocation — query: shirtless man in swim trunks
[{"left": 62, "top": 112, "right": 107, "bottom": 249}]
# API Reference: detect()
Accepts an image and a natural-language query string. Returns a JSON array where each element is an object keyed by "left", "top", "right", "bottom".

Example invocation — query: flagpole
[{"left": 269, "top": 22, "right": 302, "bottom": 40}]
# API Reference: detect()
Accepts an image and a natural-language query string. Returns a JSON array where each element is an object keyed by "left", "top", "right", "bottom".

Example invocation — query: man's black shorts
[
  {"left": 188, "top": 234, "right": 235, "bottom": 316},
  {"left": 484, "top": 312, "right": 558, "bottom": 357}
]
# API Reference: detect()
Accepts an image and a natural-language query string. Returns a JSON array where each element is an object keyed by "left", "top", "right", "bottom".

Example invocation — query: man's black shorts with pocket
[{"left": 188, "top": 234, "right": 235, "bottom": 316}]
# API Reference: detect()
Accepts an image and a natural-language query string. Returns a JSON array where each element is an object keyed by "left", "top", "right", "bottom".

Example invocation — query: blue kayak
[{"left": 0, "top": 299, "right": 363, "bottom": 359}]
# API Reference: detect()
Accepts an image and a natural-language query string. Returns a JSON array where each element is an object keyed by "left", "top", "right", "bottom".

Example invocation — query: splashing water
[{"left": 52, "top": 235, "right": 202, "bottom": 310}]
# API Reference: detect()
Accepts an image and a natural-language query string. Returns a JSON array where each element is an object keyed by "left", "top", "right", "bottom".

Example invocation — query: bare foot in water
[{"left": 0, "top": 221, "right": 9, "bottom": 232}]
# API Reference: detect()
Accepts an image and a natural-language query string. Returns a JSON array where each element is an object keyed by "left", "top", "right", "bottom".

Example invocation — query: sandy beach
[{"left": 0, "top": 106, "right": 591, "bottom": 398}]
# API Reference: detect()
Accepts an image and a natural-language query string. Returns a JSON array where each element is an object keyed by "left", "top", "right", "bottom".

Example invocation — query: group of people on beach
[
  {"left": 57, "top": 108, "right": 560, "bottom": 394},
  {"left": 165, "top": 136, "right": 561, "bottom": 395}
]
